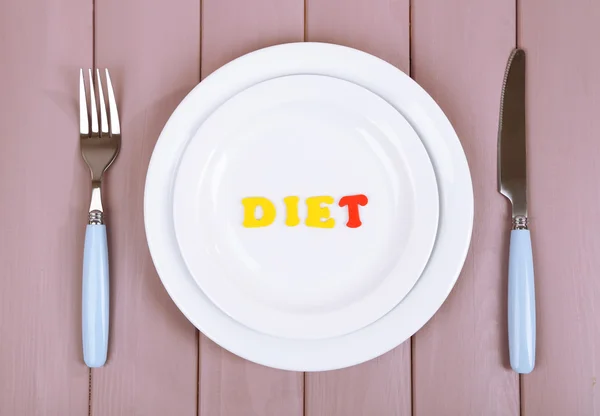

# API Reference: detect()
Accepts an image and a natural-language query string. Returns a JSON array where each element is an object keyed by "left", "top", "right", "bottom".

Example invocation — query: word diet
[{"left": 241, "top": 194, "right": 368, "bottom": 229}]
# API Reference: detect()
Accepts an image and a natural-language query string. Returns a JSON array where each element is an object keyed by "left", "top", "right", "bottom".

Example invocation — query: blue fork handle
[
  {"left": 82, "top": 224, "right": 109, "bottom": 367},
  {"left": 508, "top": 229, "right": 536, "bottom": 373}
]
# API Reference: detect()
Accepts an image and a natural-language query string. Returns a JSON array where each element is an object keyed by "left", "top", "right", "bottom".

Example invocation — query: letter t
[{"left": 338, "top": 194, "right": 368, "bottom": 228}]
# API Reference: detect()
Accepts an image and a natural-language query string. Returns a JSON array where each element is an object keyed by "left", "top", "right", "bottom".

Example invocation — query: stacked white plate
[{"left": 144, "top": 42, "right": 473, "bottom": 371}]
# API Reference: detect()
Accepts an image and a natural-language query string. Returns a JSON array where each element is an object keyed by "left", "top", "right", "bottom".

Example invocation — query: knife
[{"left": 498, "top": 48, "right": 536, "bottom": 374}]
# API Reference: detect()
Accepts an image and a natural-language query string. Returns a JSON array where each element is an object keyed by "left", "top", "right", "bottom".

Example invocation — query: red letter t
[{"left": 338, "top": 194, "right": 368, "bottom": 228}]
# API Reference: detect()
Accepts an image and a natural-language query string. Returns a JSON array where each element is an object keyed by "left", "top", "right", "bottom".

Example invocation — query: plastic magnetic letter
[
  {"left": 305, "top": 196, "right": 335, "bottom": 228},
  {"left": 242, "top": 197, "right": 276, "bottom": 227},
  {"left": 283, "top": 196, "right": 300, "bottom": 227},
  {"left": 338, "top": 194, "right": 369, "bottom": 228}
]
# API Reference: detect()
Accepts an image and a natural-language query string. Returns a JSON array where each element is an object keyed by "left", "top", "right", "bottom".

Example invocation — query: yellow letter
[
  {"left": 305, "top": 196, "right": 335, "bottom": 228},
  {"left": 283, "top": 196, "right": 300, "bottom": 227},
  {"left": 242, "top": 197, "right": 276, "bottom": 228}
]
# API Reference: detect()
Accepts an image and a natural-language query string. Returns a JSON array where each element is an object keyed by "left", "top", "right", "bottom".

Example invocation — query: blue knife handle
[
  {"left": 508, "top": 229, "right": 536, "bottom": 373},
  {"left": 82, "top": 224, "right": 109, "bottom": 367}
]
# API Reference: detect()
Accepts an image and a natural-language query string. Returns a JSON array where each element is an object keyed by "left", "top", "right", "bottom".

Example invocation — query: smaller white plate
[{"left": 172, "top": 75, "right": 439, "bottom": 340}]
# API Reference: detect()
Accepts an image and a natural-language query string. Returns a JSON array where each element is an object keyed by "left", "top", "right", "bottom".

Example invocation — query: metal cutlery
[
  {"left": 498, "top": 48, "right": 536, "bottom": 374},
  {"left": 79, "top": 68, "right": 121, "bottom": 367}
]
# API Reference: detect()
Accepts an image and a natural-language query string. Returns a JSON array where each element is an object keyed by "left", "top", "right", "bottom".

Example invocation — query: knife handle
[
  {"left": 508, "top": 226, "right": 536, "bottom": 374},
  {"left": 82, "top": 223, "right": 109, "bottom": 368}
]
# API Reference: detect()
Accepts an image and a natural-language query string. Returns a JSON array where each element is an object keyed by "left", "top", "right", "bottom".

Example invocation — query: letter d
[{"left": 242, "top": 197, "right": 276, "bottom": 228}]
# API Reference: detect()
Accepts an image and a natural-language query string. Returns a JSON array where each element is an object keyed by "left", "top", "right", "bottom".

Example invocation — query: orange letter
[{"left": 339, "top": 194, "right": 368, "bottom": 228}]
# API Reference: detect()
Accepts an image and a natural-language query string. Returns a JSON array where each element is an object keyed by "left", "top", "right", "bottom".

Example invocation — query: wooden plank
[
  {"left": 305, "top": 348, "right": 411, "bottom": 416},
  {"left": 202, "top": 0, "right": 305, "bottom": 77},
  {"left": 520, "top": 1, "right": 600, "bottom": 414},
  {"left": 0, "top": 0, "right": 92, "bottom": 414},
  {"left": 91, "top": 0, "right": 200, "bottom": 414},
  {"left": 411, "top": 0, "right": 520, "bottom": 414},
  {"left": 305, "top": 0, "right": 409, "bottom": 73},
  {"left": 304, "top": 1, "right": 411, "bottom": 414},
  {"left": 199, "top": 1, "right": 305, "bottom": 415},
  {"left": 199, "top": 338, "right": 304, "bottom": 416}
]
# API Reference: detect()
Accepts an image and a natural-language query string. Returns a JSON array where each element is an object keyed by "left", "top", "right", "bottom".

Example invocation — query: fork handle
[{"left": 82, "top": 224, "right": 109, "bottom": 367}]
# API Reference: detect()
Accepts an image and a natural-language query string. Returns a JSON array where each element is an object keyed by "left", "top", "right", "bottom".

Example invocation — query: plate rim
[{"left": 144, "top": 41, "right": 474, "bottom": 371}]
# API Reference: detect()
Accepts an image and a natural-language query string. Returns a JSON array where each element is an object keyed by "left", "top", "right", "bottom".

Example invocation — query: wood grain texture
[
  {"left": 91, "top": 0, "right": 200, "bottom": 414},
  {"left": 199, "top": 1, "right": 304, "bottom": 415},
  {"left": 520, "top": 1, "right": 600, "bottom": 414},
  {"left": 306, "top": 0, "right": 409, "bottom": 73},
  {"left": 305, "top": 347, "right": 411, "bottom": 416},
  {"left": 200, "top": 338, "right": 303, "bottom": 416},
  {"left": 305, "top": 1, "right": 411, "bottom": 414},
  {"left": 0, "top": 0, "right": 92, "bottom": 414},
  {"left": 411, "top": 0, "right": 520, "bottom": 414},
  {"left": 202, "top": 0, "right": 304, "bottom": 77}
]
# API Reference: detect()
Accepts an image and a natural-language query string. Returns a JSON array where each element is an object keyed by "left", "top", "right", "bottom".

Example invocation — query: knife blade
[
  {"left": 498, "top": 48, "right": 536, "bottom": 374},
  {"left": 498, "top": 49, "right": 527, "bottom": 217}
]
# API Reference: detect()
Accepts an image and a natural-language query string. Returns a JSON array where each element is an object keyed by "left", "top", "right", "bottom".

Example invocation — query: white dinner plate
[
  {"left": 172, "top": 75, "right": 439, "bottom": 340},
  {"left": 144, "top": 42, "right": 473, "bottom": 371}
]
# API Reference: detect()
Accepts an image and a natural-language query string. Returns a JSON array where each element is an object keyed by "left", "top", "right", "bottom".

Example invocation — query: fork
[{"left": 79, "top": 68, "right": 121, "bottom": 367}]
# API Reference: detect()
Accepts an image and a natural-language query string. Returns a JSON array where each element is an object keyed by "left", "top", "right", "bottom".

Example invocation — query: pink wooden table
[{"left": 1, "top": 0, "right": 598, "bottom": 414}]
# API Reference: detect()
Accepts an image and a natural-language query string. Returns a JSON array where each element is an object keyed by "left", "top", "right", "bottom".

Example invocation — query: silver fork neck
[{"left": 89, "top": 180, "right": 104, "bottom": 225}]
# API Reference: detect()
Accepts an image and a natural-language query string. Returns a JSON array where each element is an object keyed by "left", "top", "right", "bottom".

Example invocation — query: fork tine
[
  {"left": 88, "top": 69, "right": 99, "bottom": 136},
  {"left": 105, "top": 69, "right": 120, "bottom": 136},
  {"left": 96, "top": 69, "right": 109, "bottom": 136},
  {"left": 79, "top": 69, "right": 89, "bottom": 136}
]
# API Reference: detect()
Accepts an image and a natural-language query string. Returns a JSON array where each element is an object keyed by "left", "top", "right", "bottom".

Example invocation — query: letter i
[{"left": 283, "top": 196, "right": 300, "bottom": 226}]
